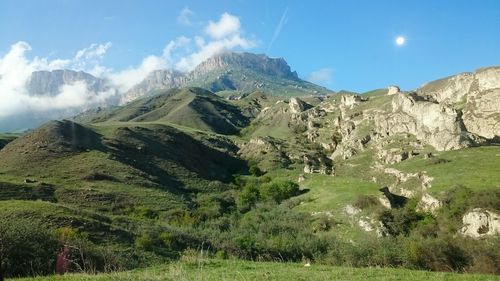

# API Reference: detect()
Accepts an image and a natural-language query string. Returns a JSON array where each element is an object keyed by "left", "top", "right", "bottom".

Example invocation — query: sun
[{"left": 395, "top": 36, "right": 406, "bottom": 46}]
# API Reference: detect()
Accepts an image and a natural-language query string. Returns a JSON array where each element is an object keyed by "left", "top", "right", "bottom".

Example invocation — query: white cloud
[
  {"left": 0, "top": 41, "right": 117, "bottom": 119},
  {"left": 307, "top": 68, "right": 333, "bottom": 85},
  {"left": 175, "top": 34, "right": 256, "bottom": 72},
  {"left": 174, "top": 13, "right": 256, "bottom": 72},
  {"left": 75, "top": 42, "right": 112, "bottom": 61},
  {"left": 108, "top": 36, "right": 191, "bottom": 92},
  {"left": 109, "top": 55, "right": 167, "bottom": 93},
  {"left": 205, "top": 13, "right": 241, "bottom": 39},
  {"left": 177, "top": 7, "right": 194, "bottom": 26},
  {"left": 0, "top": 12, "right": 258, "bottom": 123},
  {"left": 267, "top": 7, "right": 289, "bottom": 52}
]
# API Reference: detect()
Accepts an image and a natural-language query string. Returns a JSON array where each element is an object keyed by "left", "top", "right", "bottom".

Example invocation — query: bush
[
  {"left": 353, "top": 195, "right": 380, "bottom": 209},
  {"left": 260, "top": 180, "right": 300, "bottom": 203},
  {"left": 0, "top": 219, "right": 58, "bottom": 279},
  {"left": 378, "top": 208, "right": 424, "bottom": 236},
  {"left": 404, "top": 236, "right": 471, "bottom": 272},
  {"left": 229, "top": 204, "right": 327, "bottom": 261},
  {"left": 237, "top": 184, "right": 260, "bottom": 212},
  {"left": 249, "top": 165, "right": 264, "bottom": 176}
]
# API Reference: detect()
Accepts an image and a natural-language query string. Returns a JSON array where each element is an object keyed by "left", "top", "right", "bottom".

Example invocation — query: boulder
[
  {"left": 289, "top": 97, "right": 307, "bottom": 113},
  {"left": 416, "top": 193, "right": 442, "bottom": 214},
  {"left": 460, "top": 209, "right": 500, "bottom": 238},
  {"left": 387, "top": 85, "right": 400, "bottom": 95},
  {"left": 340, "top": 95, "right": 363, "bottom": 108}
]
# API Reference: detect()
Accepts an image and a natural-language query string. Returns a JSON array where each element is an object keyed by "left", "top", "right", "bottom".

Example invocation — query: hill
[
  {"left": 77, "top": 87, "right": 250, "bottom": 135},
  {"left": 0, "top": 67, "right": 499, "bottom": 279}
]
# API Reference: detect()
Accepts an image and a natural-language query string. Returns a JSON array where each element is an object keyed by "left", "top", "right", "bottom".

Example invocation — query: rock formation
[
  {"left": 460, "top": 209, "right": 500, "bottom": 238},
  {"left": 375, "top": 93, "right": 475, "bottom": 151},
  {"left": 387, "top": 85, "right": 400, "bottom": 95}
]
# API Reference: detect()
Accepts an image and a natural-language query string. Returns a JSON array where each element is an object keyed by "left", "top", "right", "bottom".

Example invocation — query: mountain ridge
[{"left": 121, "top": 51, "right": 332, "bottom": 103}]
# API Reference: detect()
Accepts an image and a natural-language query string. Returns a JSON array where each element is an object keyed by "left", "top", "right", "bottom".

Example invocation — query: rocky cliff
[
  {"left": 189, "top": 52, "right": 299, "bottom": 81},
  {"left": 27, "top": 69, "right": 108, "bottom": 96}
]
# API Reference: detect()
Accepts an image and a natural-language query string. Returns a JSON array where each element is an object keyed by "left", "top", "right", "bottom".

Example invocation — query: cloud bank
[
  {"left": 0, "top": 11, "right": 257, "bottom": 129},
  {"left": 0, "top": 41, "right": 116, "bottom": 120}
]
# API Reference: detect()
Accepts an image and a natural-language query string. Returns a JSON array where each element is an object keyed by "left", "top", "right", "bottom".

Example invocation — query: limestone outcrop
[
  {"left": 375, "top": 93, "right": 475, "bottom": 151},
  {"left": 417, "top": 66, "right": 500, "bottom": 141},
  {"left": 460, "top": 209, "right": 500, "bottom": 238},
  {"left": 387, "top": 85, "right": 400, "bottom": 95},
  {"left": 289, "top": 97, "right": 307, "bottom": 114}
]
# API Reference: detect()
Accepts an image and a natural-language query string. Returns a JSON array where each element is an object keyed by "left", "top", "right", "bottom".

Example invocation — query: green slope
[{"left": 78, "top": 87, "right": 250, "bottom": 135}]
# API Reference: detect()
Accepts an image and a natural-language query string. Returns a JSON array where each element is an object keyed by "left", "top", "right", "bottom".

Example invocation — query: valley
[{"left": 0, "top": 53, "right": 499, "bottom": 280}]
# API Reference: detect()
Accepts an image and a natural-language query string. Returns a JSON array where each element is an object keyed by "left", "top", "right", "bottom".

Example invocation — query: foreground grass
[{"left": 13, "top": 259, "right": 499, "bottom": 281}]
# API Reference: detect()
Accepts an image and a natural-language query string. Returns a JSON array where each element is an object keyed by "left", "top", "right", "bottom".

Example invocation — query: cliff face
[
  {"left": 27, "top": 70, "right": 108, "bottom": 96},
  {"left": 189, "top": 52, "right": 299, "bottom": 80},
  {"left": 418, "top": 67, "right": 500, "bottom": 141},
  {"left": 374, "top": 93, "right": 474, "bottom": 151}
]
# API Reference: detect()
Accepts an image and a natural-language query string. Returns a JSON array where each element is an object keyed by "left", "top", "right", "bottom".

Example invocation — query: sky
[{"left": 0, "top": 0, "right": 499, "bottom": 122}]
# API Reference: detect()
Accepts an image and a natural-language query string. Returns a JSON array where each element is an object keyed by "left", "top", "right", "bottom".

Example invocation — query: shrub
[
  {"left": 0, "top": 219, "right": 58, "bottom": 279},
  {"left": 237, "top": 184, "right": 260, "bottom": 212},
  {"left": 378, "top": 208, "right": 424, "bottom": 236},
  {"left": 260, "top": 180, "right": 300, "bottom": 203},
  {"left": 353, "top": 194, "right": 380, "bottom": 209},
  {"left": 249, "top": 165, "right": 264, "bottom": 176},
  {"left": 229, "top": 204, "right": 327, "bottom": 261},
  {"left": 404, "top": 236, "right": 471, "bottom": 272}
]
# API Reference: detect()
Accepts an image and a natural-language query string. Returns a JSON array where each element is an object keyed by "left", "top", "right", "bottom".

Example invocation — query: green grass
[
  {"left": 392, "top": 146, "right": 500, "bottom": 194},
  {"left": 296, "top": 174, "right": 379, "bottom": 213},
  {"left": 12, "top": 259, "right": 499, "bottom": 281}
]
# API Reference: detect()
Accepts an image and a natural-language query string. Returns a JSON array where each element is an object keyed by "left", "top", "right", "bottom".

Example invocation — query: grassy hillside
[
  {"left": 77, "top": 87, "right": 250, "bottom": 135},
  {"left": 1, "top": 85, "right": 499, "bottom": 279},
  {"left": 186, "top": 65, "right": 332, "bottom": 97},
  {"left": 12, "top": 259, "right": 499, "bottom": 281}
]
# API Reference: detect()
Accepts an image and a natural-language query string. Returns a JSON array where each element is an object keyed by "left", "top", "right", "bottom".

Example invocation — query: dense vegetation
[{"left": 1, "top": 178, "right": 499, "bottom": 279}]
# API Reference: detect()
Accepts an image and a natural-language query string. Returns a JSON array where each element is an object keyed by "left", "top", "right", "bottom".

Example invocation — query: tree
[{"left": 238, "top": 184, "right": 260, "bottom": 212}]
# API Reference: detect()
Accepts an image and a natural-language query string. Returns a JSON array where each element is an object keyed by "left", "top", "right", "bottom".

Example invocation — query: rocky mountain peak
[
  {"left": 191, "top": 51, "right": 299, "bottom": 80},
  {"left": 27, "top": 69, "right": 107, "bottom": 96}
]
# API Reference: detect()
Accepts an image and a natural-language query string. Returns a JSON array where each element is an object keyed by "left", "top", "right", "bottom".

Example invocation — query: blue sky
[{"left": 1, "top": 0, "right": 499, "bottom": 92}]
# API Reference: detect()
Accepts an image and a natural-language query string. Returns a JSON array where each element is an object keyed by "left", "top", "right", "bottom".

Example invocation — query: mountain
[
  {"left": 27, "top": 69, "right": 109, "bottom": 96},
  {"left": 122, "top": 69, "right": 188, "bottom": 102},
  {"left": 0, "top": 70, "right": 113, "bottom": 132},
  {"left": 121, "top": 52, "right": 332, "bottom": 103}
]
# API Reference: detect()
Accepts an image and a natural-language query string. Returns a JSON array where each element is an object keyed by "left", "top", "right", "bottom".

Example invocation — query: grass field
[
  {"left": 12, "top": 259, "right": 500, "bottom": 281},
  {"left": 393, "top": 145, "right": 500, "bottom": 193}
]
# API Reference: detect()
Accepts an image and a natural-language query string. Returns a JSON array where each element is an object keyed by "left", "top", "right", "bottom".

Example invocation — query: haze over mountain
[{"left": 0, "top": 51, "right": 331, "bottom": 132}]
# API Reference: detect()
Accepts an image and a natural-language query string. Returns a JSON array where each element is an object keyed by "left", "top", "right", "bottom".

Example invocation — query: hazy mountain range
[{"left": 0, "top": 52, "right": 331, "bottom": 132}]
